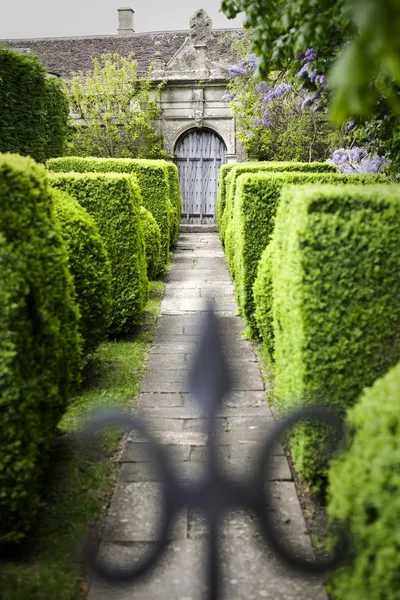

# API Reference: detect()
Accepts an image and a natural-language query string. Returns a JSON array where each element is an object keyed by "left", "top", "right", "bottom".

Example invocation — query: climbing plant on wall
[{"left": 66, "top": 52, "right": 167, "bottom": 159}]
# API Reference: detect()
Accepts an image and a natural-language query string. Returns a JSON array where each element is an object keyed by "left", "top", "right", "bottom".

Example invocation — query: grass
[{"left": 0, "top": 280, "right": 165, "bottom": 600}]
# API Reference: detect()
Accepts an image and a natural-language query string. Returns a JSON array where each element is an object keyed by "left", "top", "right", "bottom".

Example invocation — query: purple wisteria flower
[
  {"left": 251, "top": 116, "right": 263, "bottom": 127},
  {"left": 297, "top": 63, "right": 311, "bottom": 79},
  {"left": 315, "top": 74, "right": 327, "bottom": 85},
  {"left": 303, "top": 48, "right": 317, "bottom": 63},
  {"left": 346, "top": 119, "right": 356, "bottom": 131},
  {"left": 301, "top": 92, "right": 319, "bottom": 109},
  {"left": 329, "top": 147, "right": 387, "bottom": 174},
  {"left": 221, "top": 91, "right": 236, "bottom": 102},
  {"left": 228, "top": 65, "right": 247, "bottom": 78},
  {"left": 263, "top": 83, "right": 292, "bottom": 103}
]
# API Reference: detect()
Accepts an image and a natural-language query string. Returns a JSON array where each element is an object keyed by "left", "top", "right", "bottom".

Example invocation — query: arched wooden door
[{"left": 175, "top": 128, "right": 226, "bottom": 223}]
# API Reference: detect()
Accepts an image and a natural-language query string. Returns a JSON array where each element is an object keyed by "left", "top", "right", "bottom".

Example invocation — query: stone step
[{"left": 180, "top": 224, "right": 218, "bottom": 233}]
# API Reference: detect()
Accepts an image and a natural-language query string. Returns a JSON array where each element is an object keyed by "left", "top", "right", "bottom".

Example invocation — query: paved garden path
[{"left": 89, "top": 232, "right": 327, "bottom": 600}]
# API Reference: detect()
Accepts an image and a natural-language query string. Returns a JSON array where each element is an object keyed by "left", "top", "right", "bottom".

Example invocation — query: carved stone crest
[{"left": 190, "top": 9, "right": 212, "bottom": 47}]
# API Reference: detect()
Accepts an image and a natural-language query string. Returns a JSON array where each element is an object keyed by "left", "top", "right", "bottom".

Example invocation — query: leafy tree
[
  {"left": 222, "top": 38, "right": 341, "bottom": 162},
  {"left": 221, "top": 0, "right": 400, "bottom": 123},
  {"left": 65, "top": 53, "right": 167, "bottom": 159}
]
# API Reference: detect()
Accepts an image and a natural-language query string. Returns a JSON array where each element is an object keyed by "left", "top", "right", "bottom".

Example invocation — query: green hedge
[
  {"left": 327, "top": 361, "right": 400, "bottom": 599},
  {"left": 0, "top": 46, "right": 69, "bottom": 163},
  {"left": 219, "top": 160, "right": 337, "bottom": 242},
  {"left": 49, "top": 172, "right": 148, "bottom": 335},
  {"left": 253, "top": 244, "right": 274, "bottom": 360},
  {"left": 47, "top": 157, "right": 172, "bottom": 273},
  {"left": 166, "top": 162, "right": 181, "bottom": 248},
  {"left": 272, "top": 183, "right": 400, "bottom": 487},
  {"left": 216, "top": 163, "right": 237, "bottom": 233},
  {"left": 230, "top": 171, "right": 386, "bottom": 333},
  {"left": 52, "top": 188, "right": 112, "bottom": 355},
  {"left": 0, "top": 154, "right": 81, "bottom": 544},
  {"left": 140, "top": 206, "right": 161, "bottom": 280}
]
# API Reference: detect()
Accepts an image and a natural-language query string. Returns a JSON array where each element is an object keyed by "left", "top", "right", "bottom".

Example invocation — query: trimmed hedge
[
  {"left": 49, "top": 172, "right": 148, "bottom": 335},
  {"left": 230, "top": 171, "right": 386, "bottom": 333},
  {"left": 52, "top": 188, "right": 112, "bottom": 355},
  {"left": 253, "top": 243, "right": 274, "bottom": 360},
  {"left": 0, "top": 154, "right": 81, "bottom": 544},
  {"left": 272, "top": 183, "right": 400, "bottom": 487},
  {"left": 140, "top": 206, "right": 161, "bottom": 280},
  {"left": 46, "top": 157, "right": 172, "bottom": 273},
  {"left": 166, "top": 162, "right": 181, "bottom": 248},
  {"left": 219, "top": 160, "right": 337, "bottom": 242},
  {"left": 216, "top": 163, "right": 237, "bottom": 232},
  {"left": 327, "top": 361, "right": 400, "bottom": 599},
  {"left": 0, "top": 46, "right": 69, "bottom": 163}
]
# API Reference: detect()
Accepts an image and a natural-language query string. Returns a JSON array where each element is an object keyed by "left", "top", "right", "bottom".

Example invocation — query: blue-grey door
[{"left": 175, "top": 129, "right": 226, "bottom": 223}]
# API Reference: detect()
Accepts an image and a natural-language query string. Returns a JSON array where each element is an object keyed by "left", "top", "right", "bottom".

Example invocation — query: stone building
[{"left": 3, "top": 8, "right": 245, "bottom": 223}]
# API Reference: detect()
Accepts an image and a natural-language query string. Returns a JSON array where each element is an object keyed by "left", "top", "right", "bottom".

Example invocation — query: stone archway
[{"left": 175, "top": 127, "right": 227, "bottom": 223}]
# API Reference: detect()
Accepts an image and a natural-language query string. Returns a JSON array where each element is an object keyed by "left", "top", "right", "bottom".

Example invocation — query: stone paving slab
[{"left": 88, "top": 232, "right": 327, "bottom": 600}]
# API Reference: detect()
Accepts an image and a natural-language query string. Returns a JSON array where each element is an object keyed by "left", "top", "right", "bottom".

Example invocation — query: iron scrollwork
[{"left": 79, "top": 306, "right": 347, "bottom": 599}]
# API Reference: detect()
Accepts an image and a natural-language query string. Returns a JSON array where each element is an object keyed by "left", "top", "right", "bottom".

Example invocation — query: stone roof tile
[{"left": 1, "top": 29, "right": 243, "bottom": 78}]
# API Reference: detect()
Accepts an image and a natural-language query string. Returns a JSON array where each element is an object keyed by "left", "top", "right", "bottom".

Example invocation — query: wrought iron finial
[{"left": 78, "top": 305, "right": 347, "bottom": 598}]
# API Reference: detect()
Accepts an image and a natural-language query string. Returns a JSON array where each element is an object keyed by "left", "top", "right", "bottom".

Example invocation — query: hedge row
[
  {"left": 166, "top": 162, "right": 182, "bottom": 248},
  {"left": 0, "top": 46, "right": 69, "bottom": 163},
  {"left": 141, "top": 206, "right": 161, "bottom": 280},
  {"left": 0, "top": 154, "right": 82, "bottom": 544},
  {"left": 52, "top": 188, "right": 112, "bottom": 355},
  {"left": 270, "top": 184, "right": 400, "bottom": 486},
  {"left": 218, "top": 160, "right": 336, "bottom": 242},
  {"left": 49, "top": 172, "right": 149, "bottom": 335},
  {"left": 327, "top": 361, "right": 400, "bottom": 599},
  {"left": 46, "top": 157, "right": 180, "bottom": 272},
  {"left": 230, "top": 171, "right": 385, "bottom": 334},
  {"left": 216, "top": 163, "right": 236, "bottom": 231}
]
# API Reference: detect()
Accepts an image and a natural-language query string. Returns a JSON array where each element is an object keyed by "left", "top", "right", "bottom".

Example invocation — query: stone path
[{"left": 88, "top": 232, "right": 327, "bottom": 600}]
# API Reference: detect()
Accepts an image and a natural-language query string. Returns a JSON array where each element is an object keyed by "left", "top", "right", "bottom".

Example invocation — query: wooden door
[{"left": 175, "top": 128, "right": 226, "bottom": 223}]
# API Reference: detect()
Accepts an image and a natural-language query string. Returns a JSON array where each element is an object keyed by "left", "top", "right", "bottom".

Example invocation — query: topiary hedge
[
  {"left": 49, "top": 172, "right": 148, "bottom": 335},
  {"left": 0, "top": 46, "right": 69, "bottom": 163},
  {"left": 216, "top": 163, "right": 237, "bottom": 234},
  {"left": 219, "top": 160, "right": 337, "bottom": 242},
  {"left": 272, "top": 183, "right": 400, "bottom": 488},
  {"left": 140, "top": 206, "right": 161, "bottom": 280},
  {"left": 166, "top": 162, "right": 181, "bottom": 248},
  {"left": 52, "top": 188, "right": 112, "bottom": 355},
  {"left": 0, "top": 154, "right": 81, "bottom": 544},
  {"left": 253, "top": 243, "right": 274, "bottom": 361},
  {"left": 230, "top": 171, "right": 386, "bottom": 333},
  {"left": 327, "top": 360, "right": 400, "bottom": 599},
  {"left": 46, "top": 157, "right": 172, "bottom": 273}
]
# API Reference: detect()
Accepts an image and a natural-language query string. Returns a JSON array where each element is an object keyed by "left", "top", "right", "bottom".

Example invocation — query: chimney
[{"left": 118, "top": 8, "right": 135, "bottom": 35}]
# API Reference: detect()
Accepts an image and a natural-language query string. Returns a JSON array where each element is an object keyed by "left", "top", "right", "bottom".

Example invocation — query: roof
[{"left": 1, "top": 29, "right": 244, "bottom": 79}]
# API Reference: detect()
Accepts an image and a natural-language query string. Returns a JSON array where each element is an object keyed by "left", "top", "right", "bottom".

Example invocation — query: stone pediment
[{"left": 154, "top": 9, "right": 224, "bottom": 80}]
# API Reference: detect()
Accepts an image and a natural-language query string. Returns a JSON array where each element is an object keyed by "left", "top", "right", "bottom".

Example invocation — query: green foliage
[
  {"left": 166, "top": 162, "right": 182, "bottom": 248},
  {"left": 271, "top": 183, "right": 400, "bottom": 488},
  {"left": 0, "top": 154, "right": 81, "bottom": 544},
  {"left": 216, "top": 163, "right": 237, "bottom": 233},
  {"left": 49, "top": 171, "right": 148, "bottom": 335},
  {"left": 231, "top": 171, "right": 386, "bottom": 334},
  {"left": 52, "top": 188, "right": 112, "bottom": 355},
  {"left": 140, "top": 206, "right": 161, "bottom": 280},
  {"left": 65, "top": 52, "right": 167, "bottom": 159},
  {"left": 219, "top": 161, "right": 336, "bottom": 243},
  {"left": 327, "top": 360, "right": 400, "bottom": 599},
  {"left": 0, "top": 46, "right": 69, "bottom": 163},
  {"left": 46, "top": 156, "right": 172, "bottom": 273},
  {"left": 220, "top": 0, "right": 400, "bottom": 123},
  {"left": 253, "top": 244, "right": 274, "bottom": 358}
]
